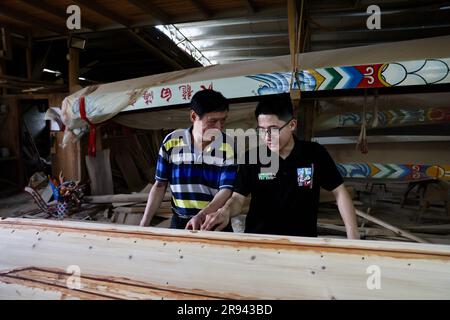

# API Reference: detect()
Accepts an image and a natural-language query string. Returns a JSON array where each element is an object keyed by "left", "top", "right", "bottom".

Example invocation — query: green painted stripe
[{"left": 324, "top": 68, "right": 342, "bottom": 90}]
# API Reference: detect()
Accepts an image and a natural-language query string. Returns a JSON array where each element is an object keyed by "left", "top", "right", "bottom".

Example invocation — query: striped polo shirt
[{"left": 155, "top": 127, "right": 237, "bottom": 217}]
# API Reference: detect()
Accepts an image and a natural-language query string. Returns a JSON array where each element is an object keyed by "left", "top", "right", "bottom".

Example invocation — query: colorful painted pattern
[
  {"left": 248, "top": 59, "right": 450, "bottom": 94},
  {"left": 313, "top": 107, "right": 450, "bottom": 131},
  {"left": 337, "top": 163, "right": 450, "bottom": 181},
  {"left": 342, "top": 108, "right": 450, "bottom": 127}
]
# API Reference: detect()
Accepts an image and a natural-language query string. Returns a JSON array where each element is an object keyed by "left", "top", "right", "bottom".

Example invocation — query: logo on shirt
[
  {"left": 297, "top": 165, "right": 313, "bottom": 188},
  {"left": 258, "top": 172, "right": 277, "bottom": 180}
]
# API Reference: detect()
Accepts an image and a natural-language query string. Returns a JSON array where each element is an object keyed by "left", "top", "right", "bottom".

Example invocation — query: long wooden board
[
  {"left": 1, "top": 218, "right": 450, "bottom": 300},
  {"left": 85, "top": 149, "right": 114, "bottom": 195}
]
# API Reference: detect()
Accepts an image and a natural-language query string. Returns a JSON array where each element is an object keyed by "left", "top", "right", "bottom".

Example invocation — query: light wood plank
[{"left": 1, "top": 218, "right": 450, "bottom": 299}]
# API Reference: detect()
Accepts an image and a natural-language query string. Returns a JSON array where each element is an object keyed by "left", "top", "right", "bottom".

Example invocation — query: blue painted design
[
  {"left": 246, "top": 72, "right": 305, "bottom": 95},
  {"left": 297, "top": 71, "right": 315, "bottom": 91},
  {"left": 337, "top": 163, "right": 371, "bottom": 178},
  {"left": 341, "top": 66, "right": 363, "bottom": 89},
  {"left": 247, "top": 73, "right": 288, "bottom": 95}
]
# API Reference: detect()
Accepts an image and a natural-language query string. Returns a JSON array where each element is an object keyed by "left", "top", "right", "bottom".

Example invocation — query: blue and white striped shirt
[{"left": 155, "top": 127, "right": 237, "bottom": 217}]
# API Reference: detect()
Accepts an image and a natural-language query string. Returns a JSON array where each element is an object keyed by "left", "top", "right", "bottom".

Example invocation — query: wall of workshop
[{"left": 0, "top": 96, "right": 22, "bottom": 189}]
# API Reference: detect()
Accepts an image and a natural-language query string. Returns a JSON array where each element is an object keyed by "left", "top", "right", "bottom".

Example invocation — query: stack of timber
[
  {"left": 103, "top": 128, "right": 168, "bottom": 193},
  {"left": 0, "top": 218, "right": 449, "bottom": 299},
  {"left": 84, "top": 184, "right": 172, "bottom": 227},
  {"left": 317, "top": 205, "right": 450, "bottom": 244},
  {"left": 318, "top": 182, "right": 450, "bottom": 244}
]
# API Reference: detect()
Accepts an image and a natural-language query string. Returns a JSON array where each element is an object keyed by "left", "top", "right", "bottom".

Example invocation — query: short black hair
[
  {"left": 190, "top": 89, "right": 229, "bottom": 118},
  {"left": 255, "top": 93, "right": 294, "bottom": 122}
]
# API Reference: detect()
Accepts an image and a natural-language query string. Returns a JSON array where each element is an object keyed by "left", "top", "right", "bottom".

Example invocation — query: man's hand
[
  {"left": 185, "top": 212, "right": 207, "bottom": 231},
  {"left": 201, "top": 207, "right": 231, "bottom": 231},
  {"left": 185, "top": 189, "right": 232, "bottom": 231}
]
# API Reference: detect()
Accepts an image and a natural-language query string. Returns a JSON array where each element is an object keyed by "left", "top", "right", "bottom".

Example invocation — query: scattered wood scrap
[
  {"left": 84, "top": 191, "right": 171, "bottom": 204},
  {"left": 404, "top": 224, "right": 450, "bottom": 235},
  {"left": 355, "top": 209, "right": 430, "bottom": 243}
]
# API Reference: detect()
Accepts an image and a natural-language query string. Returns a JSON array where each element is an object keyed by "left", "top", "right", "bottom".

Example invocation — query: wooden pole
[
  {"left": 63, "top": 48, "right": 87, "bottom": 181},
  {"left": 297, "top": 100, "right": 315, "bottom": 141},
  {"left": 68, "top": 47, "right": 80, "bottom": 94},
  {"left": 26, "top": 35, "right": 32, "bottom": 80},
  {"left": 288, "top": 0, "right": 314, "bottom": 141},
  {"left": 355, "top": 209, "right": 430, "bottom": 243}
]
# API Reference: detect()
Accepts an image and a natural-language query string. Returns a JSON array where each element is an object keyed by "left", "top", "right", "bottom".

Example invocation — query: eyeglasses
[{"left": 256, "top": 118, "right": 294, "bottom": 138}]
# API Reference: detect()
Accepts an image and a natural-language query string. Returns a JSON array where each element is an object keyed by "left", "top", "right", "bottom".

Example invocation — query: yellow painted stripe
[
  {"left": 378, "top": 63, "right": 391, "bottom": 87},
  {"left": 164, "top": 138, "right": 186, "bottom": 151},
  {"left": 308, "top": 69, "right": 325, "bottom": 90},
  {"left": 172, "top": 197, "right": 209, "bottom": 209}
]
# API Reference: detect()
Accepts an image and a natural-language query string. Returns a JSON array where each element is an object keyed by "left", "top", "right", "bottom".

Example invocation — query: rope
[
  {"left": 79, "top": 96, "right": 97, "bottom": 157},
  {"left": 356, "top": 91, "right": 369, "bottom": 154}
]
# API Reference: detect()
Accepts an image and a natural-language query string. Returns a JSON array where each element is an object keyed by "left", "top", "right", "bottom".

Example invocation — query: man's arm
[
  {"left": 186, "top": 189, "right": 232, "bottom": 230},
  {"left": 201, "top": 192, "right": 247, "bottom": 231},
  {"left": 139, "top": 181, "right": 168, "bottom": 227},
  {"left": 332, "top": 184, "right": 360, "bottom": 239}
]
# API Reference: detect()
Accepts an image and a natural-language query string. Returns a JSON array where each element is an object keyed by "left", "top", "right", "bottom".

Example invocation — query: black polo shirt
[{"left": 234, "top": 139, "right": 343, "bottom": 237}]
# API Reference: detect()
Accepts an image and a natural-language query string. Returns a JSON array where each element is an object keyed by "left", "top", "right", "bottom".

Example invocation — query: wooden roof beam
[
  {"left": 0, "top": 3, "right": 63, "bottom": 34},
  {"left": 72, "top": 0, "right": 131, "bottom": 27},
  {"left": 245, "top": 0, "right": 258, "bottom": 13},
  {"left": 126, "top": 29, "right": 183, "bottom": 70},
  {"left": 19, "top": 0, "right": 98, "bottom": 31},
  {"left": 189, "top": 0, "right": 213, "bottom": 18},
  {"left": 126, "top": 0, "right": 170, "bottom": 24}
]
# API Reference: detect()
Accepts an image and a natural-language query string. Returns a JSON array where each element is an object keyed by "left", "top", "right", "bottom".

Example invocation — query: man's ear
[
  {"left": 190, "top": 110, "right": 197, "bottom": 123},
  {"left": 290, "top": 119, "right": 297, "bottom": 132}
]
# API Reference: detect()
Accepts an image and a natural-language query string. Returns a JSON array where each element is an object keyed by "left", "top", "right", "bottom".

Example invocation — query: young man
[
  {"left": 200, "top": 93, "right": 359, "bottom": 239},
  {"left": 139, "top": 89, "right": 237, "bottom": 230}
]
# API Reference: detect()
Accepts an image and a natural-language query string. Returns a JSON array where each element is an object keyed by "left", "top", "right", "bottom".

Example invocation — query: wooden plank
[
  {"left": 355, "top": 209, "right": 430, "bottom": 243},
  {"left": 0, "top": 267, "right": 215, "bottom": 300},
  {"left": 85, "top": 149, "right": 114, "bottom": 195},
  {"left": 114, "top": 151, "right": 143, "bottom": 191},
  {"left": 405, "top": 224, "right": 450, "bottom": 235},
  {"left": 73, "top": 0, "right": 131, "bottom": 26},
  {"left": 52, "top": 129, "right": 80, "bottom": 181},
  {"left": 125, "top": 0, "right": 170, "bottom": 24},
  {"left": 113, "top": 207, "right": 144, "bottom": 214},
  {"left": 128, "top": 143, "right": 154, "bottom": 182},
  {"left": 112, "top": 207, "right": 172, "bottom": 223},
  {"left": 85, "top": 192, "right": 171, "bottom": 203},
  {"left": 140, "top": 183, "right": 153, "bottom": 193},
  {"left": 318, "top": 223, "right": 397, "bottom": 237},
  {"left": 0, "top": 3, "right": 62, "bottom": 34},
  {"left": 112, "top": 212, "right": 142, "bottom": 225},
  {"left": 20, "top": 0, "right": 98, "bottom": 31},
  {"left": 154, "top": 219, "right": 171, "bottom": 228},
  {"left": 1, "top": 218, "right": 450, "bottom": 299},
  {"left": 188, "top": 0, "right": 212, "bottom": 18}
]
